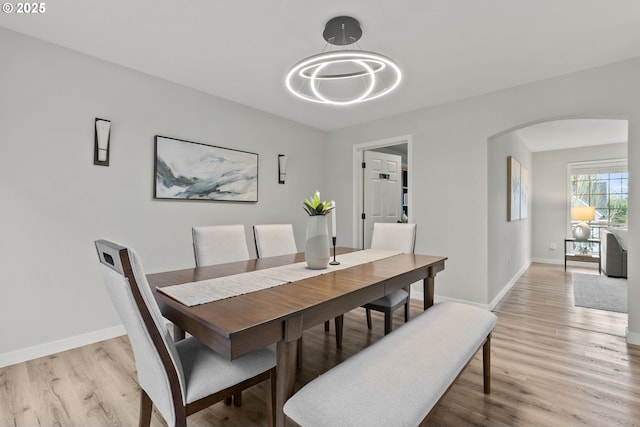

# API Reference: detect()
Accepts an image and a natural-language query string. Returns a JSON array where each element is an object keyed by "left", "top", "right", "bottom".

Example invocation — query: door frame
[{"left": 352, "top": 134, "right": 413, "bottom": 248}]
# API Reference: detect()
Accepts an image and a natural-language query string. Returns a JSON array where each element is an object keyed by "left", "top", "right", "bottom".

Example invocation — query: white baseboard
[
  {"left": 411, "top": 263, "right": 531, "bottom": 312},
  {"left": 412, "top": 286, "right": 490, "bottom": 310},
  {"left": 412, "top": 283, "right": 492, "bottom": 310},
  {"left": 0, "top": 325, "right": 126, "bottom": 368},
  {"left": 531, "top": 257, "right": 563, "bottom": 265},
  {"left": 626, "top": 328, "right": 640, "bottom": 346},
  {"left": 408, "top": 283, "right": 484, "bottom": 308},
  {"left": 487, "top": 261, "right": 531, "bottom": 310},
  {"left": 433, "top": 294, "right": 491, "bottom": 310}
]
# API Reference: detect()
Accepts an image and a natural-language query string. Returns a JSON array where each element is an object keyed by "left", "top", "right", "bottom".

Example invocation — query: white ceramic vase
[{"left": 305, "top": 215, "right": 330, "bottom": 269}]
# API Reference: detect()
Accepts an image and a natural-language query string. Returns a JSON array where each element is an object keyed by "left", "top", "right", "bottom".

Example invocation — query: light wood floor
[{"left": 1, "top": 263, "right": 639, "bottom": 426}]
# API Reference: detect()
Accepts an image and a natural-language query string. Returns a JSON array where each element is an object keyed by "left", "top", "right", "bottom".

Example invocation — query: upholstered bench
[{"left": 283, "top": 301, "right": 498, "bottom": 427}]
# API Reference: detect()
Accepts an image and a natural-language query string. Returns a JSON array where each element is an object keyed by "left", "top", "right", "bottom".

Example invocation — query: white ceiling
[
  {"left": 517, "top": 119, "right": 629, "bottom": 152},
  {"left": 2, "top": 1, "right": 640, "bottom": 131}
]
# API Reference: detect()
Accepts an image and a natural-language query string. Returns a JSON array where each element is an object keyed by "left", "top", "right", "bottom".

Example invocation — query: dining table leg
[
  {"left": 276, "top": 316, "right": 303, "bottom": 427},
  {"left": 423, "top": 268, "right": 436, "bottom": 310}
]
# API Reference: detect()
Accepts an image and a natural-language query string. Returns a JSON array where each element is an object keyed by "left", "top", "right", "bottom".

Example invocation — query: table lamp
[{"left": 571, "top": 206, "right": 595, "bottom": 241}]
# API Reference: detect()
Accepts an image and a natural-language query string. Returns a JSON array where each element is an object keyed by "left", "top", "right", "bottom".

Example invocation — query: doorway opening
[{"left": 352, "top": 135, "right": 412, "bottom": 248}]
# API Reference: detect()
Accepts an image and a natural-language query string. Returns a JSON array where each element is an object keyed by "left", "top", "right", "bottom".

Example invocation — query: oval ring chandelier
[{"left": 286, "top": 16, "right": 402, "bottom": 106}]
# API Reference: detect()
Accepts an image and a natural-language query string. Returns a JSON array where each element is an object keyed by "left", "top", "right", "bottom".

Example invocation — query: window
[{"left": 569, "top": 159, "right": 628, "bottom": 238}]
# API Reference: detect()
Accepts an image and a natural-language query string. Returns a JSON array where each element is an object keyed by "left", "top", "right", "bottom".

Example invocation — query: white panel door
[{"left": 363, "top": 150, "right": 402, "bottom": 248}]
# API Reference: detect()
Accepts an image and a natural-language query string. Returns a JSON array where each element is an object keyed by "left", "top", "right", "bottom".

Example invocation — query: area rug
[{"left": 572, "top": 273, "right": 627, "bottom": 313}]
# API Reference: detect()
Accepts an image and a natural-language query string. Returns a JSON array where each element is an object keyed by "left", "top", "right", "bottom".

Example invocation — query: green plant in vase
[{"left": 303, "top": 191, "right": 334, "bottom": 216}]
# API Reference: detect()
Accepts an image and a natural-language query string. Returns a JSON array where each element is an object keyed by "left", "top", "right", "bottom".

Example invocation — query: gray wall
[
  {"left": 0, "top": 29, "right": 325, "bottom": 361},
  {"left": 327, "top": 96, "right": 496, "bottom": 305},
  {"left": 325, "top": 57, "right": 640, "bottom": 344},
  {"left": 532, "top": 143, "right": 628, "bottom": 263},
  {"left": 488, "top": 131, "right": 532, "bottom": 304}
]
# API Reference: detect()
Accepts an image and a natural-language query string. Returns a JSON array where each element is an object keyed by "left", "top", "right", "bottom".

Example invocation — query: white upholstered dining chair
[
  {"left": 364, "top": 223, "right": 417, "bottom": 334},
  {"left": 192, "top": 224, "right": 250, "bottom": 267},
  {"left": 191, "top": 224, "right": 255, "bottom": 403},
  {"left": 94, "top": 239, "right": 276, "bottom": 427},
  {"left": 253, "top": 224, "right": 298, "bottom": 258}
]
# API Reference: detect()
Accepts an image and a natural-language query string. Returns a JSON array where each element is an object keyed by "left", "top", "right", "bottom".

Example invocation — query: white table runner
[{"left": 156, "top": 249, "right": 401, "bottom": 306}]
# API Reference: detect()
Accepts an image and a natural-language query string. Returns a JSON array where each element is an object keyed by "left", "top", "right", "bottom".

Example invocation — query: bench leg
[{"left": 483, "top": 333, "right": 491, "bottom": 394}]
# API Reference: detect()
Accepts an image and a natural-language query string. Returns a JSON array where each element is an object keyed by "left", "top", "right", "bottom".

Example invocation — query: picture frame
[
  {"left": 520, "top": 164, "right": 529, "bottom": 219},
  {"left": 154, "top": 135, "right": 258, "bottom": 202},
  {"left": 507, "top": 156, "right": 521, "bottom": 221}
]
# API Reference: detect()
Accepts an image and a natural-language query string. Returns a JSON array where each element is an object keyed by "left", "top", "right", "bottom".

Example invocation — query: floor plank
[{"left": 0, "top": 262, "right": 638, "bottom": 426}]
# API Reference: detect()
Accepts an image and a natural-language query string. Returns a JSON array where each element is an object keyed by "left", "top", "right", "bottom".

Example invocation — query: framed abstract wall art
[
  {"left": 154, "top": 136, "right": 258, "bottom": 202},
  {"left": 520, "top": 164, "right": 529, "bottom": 219}
]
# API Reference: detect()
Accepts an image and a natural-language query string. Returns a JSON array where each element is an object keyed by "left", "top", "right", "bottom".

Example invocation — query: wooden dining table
[{"left": 147, "top": 248, "right": 447, "bottom": 427}]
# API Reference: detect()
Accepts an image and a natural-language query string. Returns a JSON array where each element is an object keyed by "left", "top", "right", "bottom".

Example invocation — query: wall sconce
[
  {"left": 94, "top": 118, "right": 111, "bottom": 166},
  {"left": 278, "top": 154, "right": 287, "bottom": 184}
]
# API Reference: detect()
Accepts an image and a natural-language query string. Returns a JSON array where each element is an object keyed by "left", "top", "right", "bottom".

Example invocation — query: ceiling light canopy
[{"left": 286, "top": 16, "right": 401, "bottom": 106}]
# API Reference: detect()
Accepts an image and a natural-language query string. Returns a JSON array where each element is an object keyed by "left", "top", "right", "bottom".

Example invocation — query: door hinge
[
  {"left": 362, "top": 162, "right": 366, "bottom": 169},
  {"left": 361, "top": 213, "right": 366, "bottom": 220}
]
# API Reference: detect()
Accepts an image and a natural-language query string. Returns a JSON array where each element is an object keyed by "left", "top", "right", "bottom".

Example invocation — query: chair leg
[
  {"left": 404, "top": 285, "right": 411, "bottom": 323},
  {"left": 266, "top": 368, "right": 277, "bottom": 427},
  {"left": 138, "top": 389, "right": 153, "bottom": 427},
  {"left": 233, "top": 391, "right": 242, "bottom": 407},
  {"left": 366, "top": 308, "right": 372, "bottom": 330},
  {"left": 324, "top": 320, "right": 330, "bottom": 332},
  {"left": 224, "top": 396, "right": 232, "bottom": 406},
  {"left": 334, "top": 315, "right": 343, "bottom": 349},
  {"left": 173, "top": 324, "right": 186, "bottom": 342},
  {"left": 384, "top": 308, "right": 393, "bottom": 335}
]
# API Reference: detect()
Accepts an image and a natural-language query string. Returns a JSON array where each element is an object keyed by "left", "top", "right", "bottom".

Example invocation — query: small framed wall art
[{"left": 507, "top": 156, "right": 521, "bottom": 221}]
